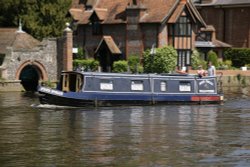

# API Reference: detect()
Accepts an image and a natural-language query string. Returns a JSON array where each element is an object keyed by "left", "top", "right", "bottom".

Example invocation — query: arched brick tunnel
[{"left": 16, "top": 60, "right": 48, "bottom": 91}]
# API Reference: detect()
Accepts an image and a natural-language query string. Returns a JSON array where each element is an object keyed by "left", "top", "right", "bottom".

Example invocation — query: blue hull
[{"left": 39, "top": 89, "right": 223, "bottom": 107}]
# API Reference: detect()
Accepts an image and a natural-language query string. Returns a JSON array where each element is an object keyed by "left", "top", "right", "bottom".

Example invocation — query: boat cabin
[{"left": 57, "top": 71, "right": 218, "bottom": 95}]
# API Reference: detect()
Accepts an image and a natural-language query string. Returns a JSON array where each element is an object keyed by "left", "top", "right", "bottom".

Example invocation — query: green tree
[
  {"left": 207, "top": 50, "right": 218, "bottom": 67},
  {"left": 143, "top": 46, "right": 177, "bottom": 73},
  {"left": 0, "top": 0, "right": 72, "bottom": 40},
  {"left": 191, "top": 49, "right": 207, "bottom": 70}
]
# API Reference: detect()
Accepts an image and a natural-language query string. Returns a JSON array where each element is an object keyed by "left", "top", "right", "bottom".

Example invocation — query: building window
[
  {"left": 177, "top": 50, "right": 191, "bottom": 67},
  {"left": 100, "top": 79, "right": 113, "bottom": 90},
  {"left": 92, "top": 21, "right": 102, "bottom": 35},
  {"left": 197, "top": 32, "right": 212, "bottom": 41},
  {"left": 131, "top": 80, "right": 144, "bottom": 91},
  {"left": 179, "top": 81, "right": 191, "bottom": 92},
  {"left": 160, "top": 81, "right": 167, "bottom": 92},
  {"left": 175, "top": 16, "right": 191, "bottom": 37}
]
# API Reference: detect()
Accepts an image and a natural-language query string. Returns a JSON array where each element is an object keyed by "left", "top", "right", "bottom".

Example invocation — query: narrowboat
[{"left": 38, "top": 71, "right": 224, "bottom": 107}]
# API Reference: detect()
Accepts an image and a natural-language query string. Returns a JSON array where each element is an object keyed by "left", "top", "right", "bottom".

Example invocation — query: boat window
[
  {"left": 179, "top": 81, "right": 191, "bottom": 92},
  {"left": 100, "top": 79, "right": 113, "bottom": 90},
  {"left": 160, "top": 81, "right": 167, "bottom": 92},
  {"left": 64, "top": 74, "right": 68, "bottom": 88},
  {"left": 131, "top": 80, "right": 144, "bottom": 91}
]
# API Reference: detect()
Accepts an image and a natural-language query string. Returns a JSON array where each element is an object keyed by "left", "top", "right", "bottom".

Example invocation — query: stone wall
[
  {"left": 1, "top": 38, "right": 58, "bottom": 82},
  {"left": 0, "top": 80, "right": 23, "bottom": 92}
]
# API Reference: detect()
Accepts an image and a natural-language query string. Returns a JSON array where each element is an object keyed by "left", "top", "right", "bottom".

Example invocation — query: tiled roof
[
  {"left": 94, "top": 8, "right": 108, "bottom": 21},
  {"left": 0, "top": 28, "right": 16, "bottom": 54},
  {"left": 0, "top": 28, "right": 40, "bottom": 54},
  {"left": 197, "top": 0, "right": 250, "bottom": 6},
  {"left": 168, "top": 3, "right": 185, "bottom": 23},
  {"left": 138, "top": 0, "right": 177, "bottom": 23},
  {"left": 71, "top": 0, "right": 206, "bottom": 25},
  {"left": 213, "top": 39, "right": 231, "bottom": 48},
  {"left": 69, "top": 8, "right": 85, "bottom": 21}
]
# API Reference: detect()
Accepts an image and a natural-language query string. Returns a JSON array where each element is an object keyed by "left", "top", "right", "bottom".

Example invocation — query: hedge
[
  {"left": 73, "top": 58, "right": 99, "bottom": 71},
  {"left": 224, "top": 48, "right": 250, "bottom": 68}
]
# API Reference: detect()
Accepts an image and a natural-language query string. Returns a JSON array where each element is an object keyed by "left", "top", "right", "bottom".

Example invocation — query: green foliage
[
  {"left": 143, "top": 46, "right": 177, "bottom": 73},
  {"left": 73, "top": 58, "right": 99, "bottom": 72},
  {"left": 191, "top": 49, "right": 207, "bottom": 70},
  {"left": 218, "top": 60, "right": 232, "bottom": 69},
  {"left": 128, "top": 54, "right": 143, "bottom": 73},
  {"left": 112, "top": 60, "right": 128, "bottom": 73},
  {"left": 0, "top": 0, "right": 72, "bottom": 40},
  {"left": 224, "top": 48, "right": 250, "bottom": 68},
  {"left": 75, "top": 47, "right": 85, "bottom": 59},
  {"left": 207, "top": 50, "right": 218, "bottom": 67}
]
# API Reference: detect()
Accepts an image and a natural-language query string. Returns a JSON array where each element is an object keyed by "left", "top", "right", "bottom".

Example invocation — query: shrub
[
  {"left": 207, "top": 50, "right": 218, "bottom": 67},
  {"left": 191, "top": 49, "right": 207, "bottom": 70},
  {"left": 73, "top": 58, "right": 99, "bottom": 71},
  {"left": 224, "top": 48, "right": 250, "bottom": 68},
  {"left": 74, "top": 47, "right": 85, "bottom": 59},
  {"left": 112, "top": 60, "right": 128, "bottom": 73},
  {"left": 143, "top": 46, "right": 177, "bottom": 73},
  {"left": 128, "top": 54, "right": 144, "bottom": 73}
]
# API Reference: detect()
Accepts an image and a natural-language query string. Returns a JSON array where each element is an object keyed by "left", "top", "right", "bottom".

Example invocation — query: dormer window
[{"left": 197, "top": 32, "right": 212, "bottom": 41}]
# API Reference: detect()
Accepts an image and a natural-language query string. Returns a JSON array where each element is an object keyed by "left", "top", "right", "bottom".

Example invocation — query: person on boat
[
  {"left": 176, "top": 67, "right": 188, "bottom": 74},
  {"left": 197, "top": 65, "right": 206, "bottom": 78},
  {"left": 207, "top": 62, "right": 216, "bottom": 76}
]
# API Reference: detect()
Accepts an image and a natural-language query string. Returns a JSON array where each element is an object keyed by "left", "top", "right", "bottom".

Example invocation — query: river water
[{"left": 0, "top": 91, "right": 250, "bottom": 167}]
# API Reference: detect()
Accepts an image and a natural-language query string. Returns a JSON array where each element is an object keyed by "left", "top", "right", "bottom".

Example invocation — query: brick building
[
  {"left": 70, "top": 0, "right": 230, "bottom": 71},
  {"left": 194, "top": 0, "right": 250, "bottom": 48}
]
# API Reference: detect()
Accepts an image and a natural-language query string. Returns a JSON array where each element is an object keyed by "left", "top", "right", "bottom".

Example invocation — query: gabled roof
[
  {"left": 69, "top": 8, "right": 86, "bottom": 21},
  {"left": 70, "top": 0, "right": 206, "bottom": 25},
  {"left": 95, "top": 36, "right": 122, "bottom": 54},
  {"left": 0, "top": 28, "right": 40, "bottom": 54},
  {"left": 168, "top": 3, "right": 185, "bottom": 23},
  {"left": 197, "top": 0, "right": 250, "bottom": 7},
  {"left": 89, "top": 8, "right": 108, "bottom": 21}
]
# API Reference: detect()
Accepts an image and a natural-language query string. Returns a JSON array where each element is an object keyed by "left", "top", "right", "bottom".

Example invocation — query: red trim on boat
[{"left": 191, "top": 96, "right": 221, "bottom": 101}]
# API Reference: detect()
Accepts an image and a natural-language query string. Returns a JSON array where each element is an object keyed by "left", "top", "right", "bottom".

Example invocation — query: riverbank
[{"left": 0, "top": 80, "right": 24, "bottom": 92}]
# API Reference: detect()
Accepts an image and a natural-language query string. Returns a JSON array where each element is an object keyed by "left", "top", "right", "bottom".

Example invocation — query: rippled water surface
[{"left": 0, "top": 92, "right": 250, "bottom": 166}]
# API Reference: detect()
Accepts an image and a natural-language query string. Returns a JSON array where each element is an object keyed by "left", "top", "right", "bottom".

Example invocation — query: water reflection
[{"left": 0, "top": 92, "right": 250, "bottom": 166}]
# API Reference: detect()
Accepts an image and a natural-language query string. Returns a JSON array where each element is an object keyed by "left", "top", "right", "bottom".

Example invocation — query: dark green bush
[
  {"left": 112, "top": 60, "right": 128, "bottom": 73},
  {"left": 207, "top": 50, "right": 218, "bottom": 67},
  {"left": 224, "top": 48, "right": 250, "bottom": 68},
  {"left": 128, "top": 54, "right": 143, "bottom": 73},
  {"left": 73, "top": 58, "right": 99, "bottom": 71}
]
